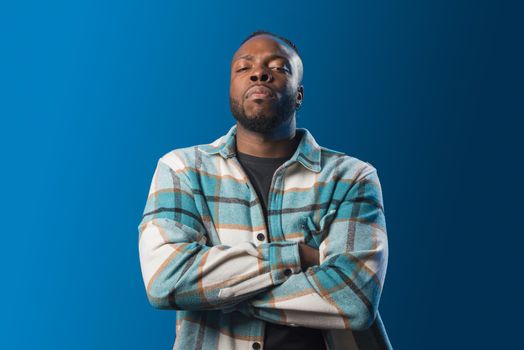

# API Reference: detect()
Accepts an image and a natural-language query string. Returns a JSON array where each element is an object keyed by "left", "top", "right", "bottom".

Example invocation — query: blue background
[{"left": 1, "top": 1, "right": 522, "bottom": 349}]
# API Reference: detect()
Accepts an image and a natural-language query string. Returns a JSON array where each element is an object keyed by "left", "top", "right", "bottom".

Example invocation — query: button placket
[{"left": 230, "top": 156, "right": 269, "bottom": 240}]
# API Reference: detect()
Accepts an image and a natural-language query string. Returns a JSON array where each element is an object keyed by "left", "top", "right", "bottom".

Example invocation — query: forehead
[{"left": 232, "top": 35, "right": 295, "bottom": 62}]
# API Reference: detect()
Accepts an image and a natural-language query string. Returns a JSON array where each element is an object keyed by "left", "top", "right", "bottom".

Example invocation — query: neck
[{"left": 235, "top": 117, "right": 300, "bottom": 158}]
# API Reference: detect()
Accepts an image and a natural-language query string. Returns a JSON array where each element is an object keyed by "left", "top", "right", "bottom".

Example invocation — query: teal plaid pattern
[{"left": 138, "top": 124, "right": 392, "bottom": 349}]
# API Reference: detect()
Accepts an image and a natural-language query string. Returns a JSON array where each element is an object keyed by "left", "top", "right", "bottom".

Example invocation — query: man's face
[{"left": 229, "top": 34, "right": 303, "bottom": 133}]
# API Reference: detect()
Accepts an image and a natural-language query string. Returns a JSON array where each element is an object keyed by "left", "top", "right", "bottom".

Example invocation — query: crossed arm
[{"left": 138, "top": 158, "right": 388, "bottom": 331}]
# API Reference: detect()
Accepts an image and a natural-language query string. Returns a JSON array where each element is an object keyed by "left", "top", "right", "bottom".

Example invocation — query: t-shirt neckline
[{"left": 236, "top": 151, "right": 291, "bottom": 163}]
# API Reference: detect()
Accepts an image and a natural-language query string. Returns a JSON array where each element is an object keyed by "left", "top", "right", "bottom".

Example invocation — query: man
[{"left": 138, "top": 30, "right": 392, "bottom": 350}]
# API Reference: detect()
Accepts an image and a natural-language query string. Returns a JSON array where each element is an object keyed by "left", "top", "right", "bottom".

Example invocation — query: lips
[{"left": 245, "top": 85, "right": 275, "bottom": 99}]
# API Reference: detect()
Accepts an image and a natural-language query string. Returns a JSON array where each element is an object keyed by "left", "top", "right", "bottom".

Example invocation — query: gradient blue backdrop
[{"left": 1, "top": 1, "right": 522, "bottom": 349}]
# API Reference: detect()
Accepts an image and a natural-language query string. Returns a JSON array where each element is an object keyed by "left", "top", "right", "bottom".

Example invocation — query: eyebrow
[{"left": 234, "top": 54, "right": 290, "bottom": 63}]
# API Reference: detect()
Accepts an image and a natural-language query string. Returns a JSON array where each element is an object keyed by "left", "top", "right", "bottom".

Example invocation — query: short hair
[{"left": 239, "top": 30, "right": 300, "bottom": 57}]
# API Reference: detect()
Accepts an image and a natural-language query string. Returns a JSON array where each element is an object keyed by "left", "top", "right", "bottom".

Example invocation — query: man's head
[{"left": 229, "top": 30, "right": 304, "bottom": 133}]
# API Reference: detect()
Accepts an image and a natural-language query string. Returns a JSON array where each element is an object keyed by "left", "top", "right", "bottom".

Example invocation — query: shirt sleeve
[
  {"left": 227, "top": 166, "right": 388, "bottom": 331},
  {"left": 138, "top": 158, "right": 302, "bottom": 311}
]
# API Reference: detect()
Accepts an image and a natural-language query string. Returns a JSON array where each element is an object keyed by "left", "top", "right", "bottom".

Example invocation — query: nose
[{"left": 250, "top": 66, "right": 273, "bottom": 82}]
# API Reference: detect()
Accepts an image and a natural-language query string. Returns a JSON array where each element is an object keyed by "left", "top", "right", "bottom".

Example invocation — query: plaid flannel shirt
[{"left": 138, "top": 124, "right": 392, "bottom": 349}]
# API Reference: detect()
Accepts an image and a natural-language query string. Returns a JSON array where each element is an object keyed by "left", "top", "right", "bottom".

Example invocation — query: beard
[{"left": 229, "top": 93, "right": 296, "bottom": 133}]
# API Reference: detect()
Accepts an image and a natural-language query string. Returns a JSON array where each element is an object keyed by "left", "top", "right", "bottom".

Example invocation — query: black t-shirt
[{"left": 236, "top": 151, "right": 327, "bottom": 350}]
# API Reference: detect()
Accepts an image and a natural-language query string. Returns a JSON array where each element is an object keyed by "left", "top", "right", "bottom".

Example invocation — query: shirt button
[
  {"left": 256, "top": 233, "right": 265, "bottom": 241},
  {"left": 284, "top": 268, "right": 292, "bottom": 276},
  {"left": 252, "top": 342, "right": 261, "bottom": 349}
]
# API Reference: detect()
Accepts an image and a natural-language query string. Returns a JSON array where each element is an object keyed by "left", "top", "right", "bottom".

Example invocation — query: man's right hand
[{"left": 298, "top": 242, "right": 320, "bottom": 271}]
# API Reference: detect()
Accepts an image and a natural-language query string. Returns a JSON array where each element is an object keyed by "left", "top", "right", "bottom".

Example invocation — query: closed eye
[{"left": 271, "top": 67, "right": 290, "bottom": 73}]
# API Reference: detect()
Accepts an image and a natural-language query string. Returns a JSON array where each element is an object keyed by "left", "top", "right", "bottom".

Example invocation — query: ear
[
  {"left": 295, "top": 85, "right": 304, "bottom": 111},
  {"left": 296, "top": 85, "right": 304, "bottom": 102}
]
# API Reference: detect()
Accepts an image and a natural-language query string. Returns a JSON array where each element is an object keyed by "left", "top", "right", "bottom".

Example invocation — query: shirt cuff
[{"left": 269, "top": 241, "right": 302, "bottom": 285}]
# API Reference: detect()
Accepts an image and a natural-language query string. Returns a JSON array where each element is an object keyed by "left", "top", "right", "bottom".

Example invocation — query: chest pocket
[{"left": 302, "top": 209, "right": 337, "bottom": 248}]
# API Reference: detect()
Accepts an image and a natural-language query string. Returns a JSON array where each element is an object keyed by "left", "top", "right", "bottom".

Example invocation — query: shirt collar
[{"left": 198, "top": 124, "right": 322, "bottom": 173}]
